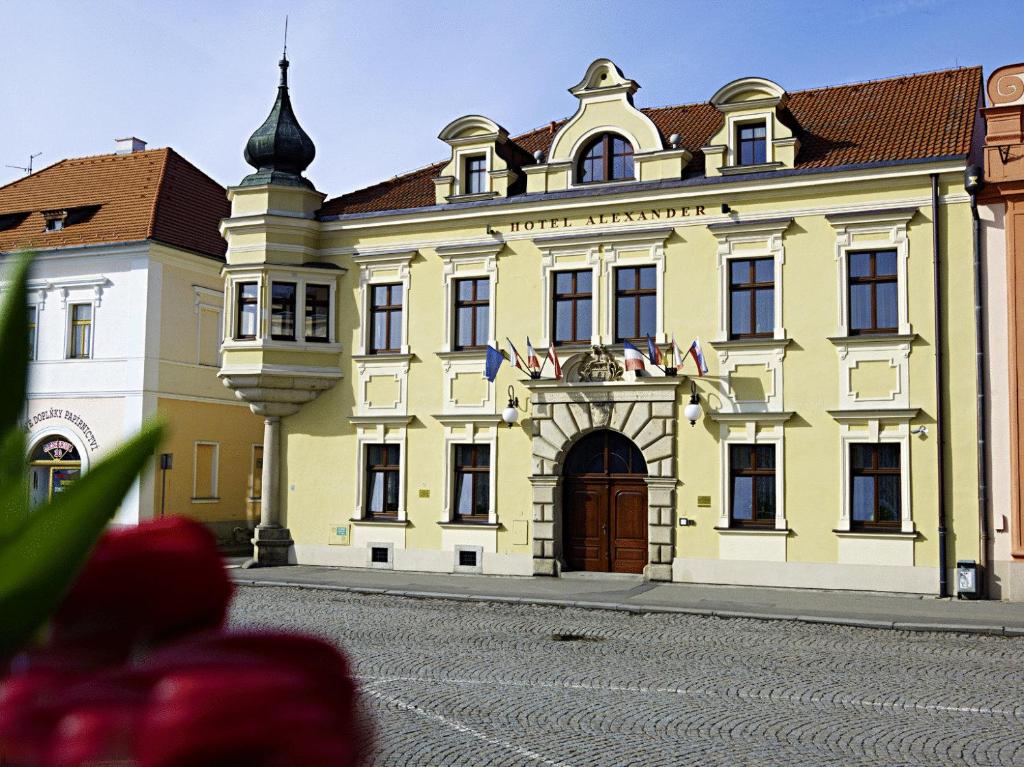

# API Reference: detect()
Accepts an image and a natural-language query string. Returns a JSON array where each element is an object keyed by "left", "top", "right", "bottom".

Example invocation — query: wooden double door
[{"left": 561, "top": 430, "right": 648, "bottom": 574}]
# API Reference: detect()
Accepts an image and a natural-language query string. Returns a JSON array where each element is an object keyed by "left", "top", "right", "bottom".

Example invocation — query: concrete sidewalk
[{"left": 228, "top": 562, "right": 1024, "bottom": 636}]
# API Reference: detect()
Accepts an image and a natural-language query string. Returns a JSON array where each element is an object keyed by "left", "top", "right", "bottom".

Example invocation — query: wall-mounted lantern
[
  {"left": 683, "top": 382, "right": 703, "bottom": 427},
  {"left": 502, "top": 385, "right": 520, "bottom": 427}
]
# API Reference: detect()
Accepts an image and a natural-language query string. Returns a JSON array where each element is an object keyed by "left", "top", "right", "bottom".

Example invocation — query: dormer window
[
  {"left": 736, "top": 122, "right": 767, "bottom": 166},
  {"left": 463, "top": 155, "right": 487, "bottom": 194},
  {"left": 43, "top": 210, "right": 67, "bottom": 232},
  {"left": 577, "top": 133, "right": 634, "bottom": 183}
]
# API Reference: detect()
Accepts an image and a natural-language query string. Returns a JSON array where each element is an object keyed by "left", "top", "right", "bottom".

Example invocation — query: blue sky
[{"left": 2, "top": 0, "right": 1021, "bottom": 195}]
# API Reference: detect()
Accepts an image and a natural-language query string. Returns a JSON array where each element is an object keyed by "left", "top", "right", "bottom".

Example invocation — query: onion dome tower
[{"left": 240, "top": 53, "right": 316, "bottom": 188}]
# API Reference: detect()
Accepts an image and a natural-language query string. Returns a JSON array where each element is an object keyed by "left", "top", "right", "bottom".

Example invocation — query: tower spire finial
[{"left": 278, "top": 16, "right": 290, "bottom": 87}]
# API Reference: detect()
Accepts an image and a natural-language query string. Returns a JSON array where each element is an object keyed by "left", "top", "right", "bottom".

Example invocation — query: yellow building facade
[{"left": 221, "top": 58, "right": 986, "bottom": 594}]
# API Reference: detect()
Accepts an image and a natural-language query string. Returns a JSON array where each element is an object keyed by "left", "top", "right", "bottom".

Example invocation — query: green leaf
[
  {"left": 0, "top": 420, "right": 163, "bottom": 657},
  {"left": 0, "top": 251, "right": 31, "bottom": 434},
  {"left": 0, "top": 428, "right": 28, "bottom": 542}
]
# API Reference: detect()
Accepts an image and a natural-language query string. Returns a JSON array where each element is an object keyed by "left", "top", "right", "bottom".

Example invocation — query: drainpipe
[
  {"left": 932, "top": 173, "right": 949, "bottom": 598},
  {"left": 966, "top": 165, "right": 989, "bottom": 596}
]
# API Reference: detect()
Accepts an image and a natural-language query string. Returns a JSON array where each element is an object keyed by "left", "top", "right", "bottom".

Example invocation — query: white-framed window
[
  {"left": 726, "top": 113, "right": 775, "bottom": 167},
  {"left": 441, "top": 421, "right": 497, "bottom": 525},
  {"left": 601, "top": 234, "right": 667, "bottom": 344},
  {"left": 834, "top": 415, "right": 914, "bottom": 534},
  {"left": 66, "top": 302, "right": 94, "bottom": 359},
  {"left": 436, "top": 239, "right": 502, "bottom": 354},
  {"left": 710, "top": 218, "right": 790, "bottom": 343},
  {"left": 826, "top": 208, "right": 914, "bottom": 338},
  {"left": 716, "top": 418, "right": 787, "bottom": 530},
  {"left": 352, "top": 250, "right": 415, "bottom": 356},
  {"left": 192, "top": 441, "right": 219, "bottom": 502},
  {"left": 352, "top": 421, "right": 409, "bottom": 521}
]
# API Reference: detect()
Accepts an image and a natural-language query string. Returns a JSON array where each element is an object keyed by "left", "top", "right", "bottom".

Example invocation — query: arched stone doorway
[
  {"left": 562, "top": 430, "right": 648, "bottom": 573},
  {"left": 28, "top": 434, "right": 82, "bottom": 507},
  {"left": 526, "top": 375, "right": 681, "bottom": 581}
]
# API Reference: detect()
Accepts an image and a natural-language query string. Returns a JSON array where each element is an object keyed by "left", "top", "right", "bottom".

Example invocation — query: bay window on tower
[
  {"left": 235, "top": 282, "right": 259, "bottom": 340},
  {"left": 305, "top": 284, "right": 330, "bottom": 342},
  {"left": 270, "top": 282, "right": 297, "bottom": 340}
]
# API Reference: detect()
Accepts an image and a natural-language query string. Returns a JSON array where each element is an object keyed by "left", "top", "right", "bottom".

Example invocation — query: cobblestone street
[{"left": 231, "top": 585, "right": 1024, "bottom": 766}]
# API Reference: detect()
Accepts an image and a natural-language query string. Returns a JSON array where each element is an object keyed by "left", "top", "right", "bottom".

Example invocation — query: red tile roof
[
  {"left": 0, "top": 148, "right": 229, "bottom": 259},
  {"left": 320, "top": 66, "right": 982, "bottom": 217}
]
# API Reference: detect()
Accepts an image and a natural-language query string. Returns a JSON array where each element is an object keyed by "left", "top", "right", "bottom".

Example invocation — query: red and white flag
[
  {"left": 526, "top": 337, "right": 541, "bottom": 374},
  {"left": 547, "top": 345, "right": 562, "bottom": 380},
  {"left": 622, "top": 340, "right": 646, "bottom": 372},
  {"left": 671, "top": 336, "right": 685, "bottom": 369}
]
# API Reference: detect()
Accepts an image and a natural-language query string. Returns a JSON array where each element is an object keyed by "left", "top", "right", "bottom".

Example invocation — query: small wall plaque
[
  {"left": 697, "top": 495, "right": 712, "bottom": 508},
  {"left": 330, "top": 524, "right": 350, "bottom": 546},
  {"left": 418, "top": 488, "right": 430, "bottom": 498}
]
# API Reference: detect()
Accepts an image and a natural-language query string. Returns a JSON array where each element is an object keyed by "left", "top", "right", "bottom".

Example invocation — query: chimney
[{"left": 115, "top": 137, "right": 147, "bottom": 154}]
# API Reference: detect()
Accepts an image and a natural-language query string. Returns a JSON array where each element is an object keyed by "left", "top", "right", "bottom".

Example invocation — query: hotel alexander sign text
[{"left": 504, "top": 204, "right": 711, "bottom": 233}]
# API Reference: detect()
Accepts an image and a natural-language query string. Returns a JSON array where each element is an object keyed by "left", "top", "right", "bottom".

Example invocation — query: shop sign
[
  {"left": 25, "top": 407, "right": 100, "bottom": 451},
  {"left": 42, "top": 439, "right": 75, "bottom": 460}
]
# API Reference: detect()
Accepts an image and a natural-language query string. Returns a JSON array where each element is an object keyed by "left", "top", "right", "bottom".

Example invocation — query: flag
[
  {"left": 688, "top": 337, "right": 708, "bottom": 376},
  {"left": 484, "top": 345, "right": 504, "bottom": 382},
  {"left": 526, "top": 337, "right": 541, "bottom": 373},
  {"left": 506, "top": 337, "right": 526, "bottom": 372},
  {"left": 547, "top": 345, "right": 562, "bottom": 380},
  {"left": 646, "top": 335, "right": 663, "bottom": 366},
  {"left": 623, "top": 340, "right": 646, "bottom": 372},
  {"left": 671, "top": 336, "right": 684, "bottom": 370}
]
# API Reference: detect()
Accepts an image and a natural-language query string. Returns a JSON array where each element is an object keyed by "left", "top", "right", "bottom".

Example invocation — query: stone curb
[{"left": 231, "top": 576, "right": 1024, "bottom": 637}]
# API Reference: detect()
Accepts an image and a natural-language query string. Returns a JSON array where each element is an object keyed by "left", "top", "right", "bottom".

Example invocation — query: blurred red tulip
[
  {"left": 0, "top": 632, "right": 365, "bottom": 767},
  {"left": 49, "top": 517, "right": 233, "bottom": 656}
]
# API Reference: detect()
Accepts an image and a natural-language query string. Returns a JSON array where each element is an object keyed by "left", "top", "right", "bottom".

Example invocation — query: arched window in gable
[{"left": 577, "top": 133, "right": 634, "bottom": 184}]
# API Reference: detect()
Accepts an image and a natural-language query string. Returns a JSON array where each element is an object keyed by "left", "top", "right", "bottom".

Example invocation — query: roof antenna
[{"left": 6, "top": 152, "right": 42, "bottom": 175}]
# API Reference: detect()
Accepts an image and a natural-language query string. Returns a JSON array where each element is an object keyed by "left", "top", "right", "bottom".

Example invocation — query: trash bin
[{"left": 956, "top": 559, "right": 980, "bottom": 599}]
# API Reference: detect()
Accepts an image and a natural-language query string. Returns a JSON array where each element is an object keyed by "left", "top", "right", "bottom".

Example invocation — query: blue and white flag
[{"left": 484, "top": 345, "right": 504, "bottom": 382}]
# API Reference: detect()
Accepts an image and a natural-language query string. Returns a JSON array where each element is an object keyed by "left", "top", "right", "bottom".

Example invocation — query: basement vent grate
[
  {"left": 458, "top": 550, "right": 478, "bottom": 567},
  {"left": 370, "top": 546, "right": 390, "bottom": 564}
]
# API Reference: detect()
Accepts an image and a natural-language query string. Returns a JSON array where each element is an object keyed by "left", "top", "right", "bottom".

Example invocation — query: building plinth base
[
  {"left": 246, "top": 525, "right": 294, "bottom": 567},
  {"left": 533, "top": 557, "right": 557, "bottom": 576},
  {"left": 645, "top": 563, "right": 673, "bottom": 582}
]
